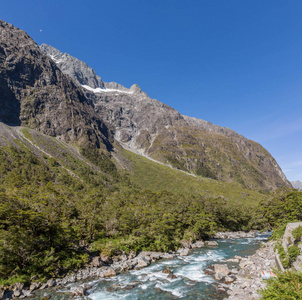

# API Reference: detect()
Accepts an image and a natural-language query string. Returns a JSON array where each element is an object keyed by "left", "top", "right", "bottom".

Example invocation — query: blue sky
[{"left": 1, "top": 0, "right": 302, "bottom": 181}]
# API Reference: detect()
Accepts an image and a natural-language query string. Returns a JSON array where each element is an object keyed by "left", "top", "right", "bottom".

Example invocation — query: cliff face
[{"left": 0, "top": 20, "right": 112, "bottom": 150}]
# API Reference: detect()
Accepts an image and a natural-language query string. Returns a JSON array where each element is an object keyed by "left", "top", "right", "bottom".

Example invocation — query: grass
[{"left": 122, "top": 149, "right": 265, "bottom": 207}]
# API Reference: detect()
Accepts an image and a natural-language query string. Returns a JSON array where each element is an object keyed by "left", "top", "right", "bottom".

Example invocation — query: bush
[
  {"left": 271, "top": 224, "right": 287, "bottom": 240},
  {"left": 277, "top": 243, "right": 291, "bottom": 268},
  {"left": 261, "top": 270, "right": 302, "bottom": 299},
  {"left": 288, "top": 244, "right": 300, "bottom": 262},
  {"left": 292, "top": 226, "right": 302, "bottom": 242}
]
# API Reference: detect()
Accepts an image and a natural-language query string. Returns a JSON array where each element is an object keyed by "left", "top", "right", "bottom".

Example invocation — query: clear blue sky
[{"left": 1, "top": 0, "right": 302, "bottom": 182}]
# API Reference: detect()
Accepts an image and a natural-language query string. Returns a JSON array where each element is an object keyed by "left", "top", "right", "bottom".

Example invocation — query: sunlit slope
[{"left": 122, "top": 149, "right": 265, "bottom": 206}]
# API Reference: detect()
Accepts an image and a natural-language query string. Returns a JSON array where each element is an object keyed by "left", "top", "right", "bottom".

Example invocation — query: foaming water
[{"left": 36, "top": 234, "right": 269, "bottom": 300}]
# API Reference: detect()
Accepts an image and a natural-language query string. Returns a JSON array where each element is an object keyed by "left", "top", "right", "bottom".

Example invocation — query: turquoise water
[{"left": 36, "top": 234, "right": 269, "bottom": 300}]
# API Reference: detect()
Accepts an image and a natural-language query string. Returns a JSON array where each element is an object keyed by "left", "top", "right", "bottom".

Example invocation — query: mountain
[
  {"left": 41, "top": 44, "right": 291, "bottom": 191},
  {"left": 291, "top": 180, "right": 302, "bottom": 190},
  {"left": 0, "top": 19, "right": 296, "bottom": 288},
  {"left": 0, "top": 20, "right": 112, "bottom": 150},
  {"left": 0, "top": 17, "right": 291, "bottom": 191}
]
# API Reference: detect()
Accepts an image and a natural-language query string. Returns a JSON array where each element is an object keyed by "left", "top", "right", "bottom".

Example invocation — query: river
[{"left": 35, "top": 234, "right": 269, "bottom": 300}]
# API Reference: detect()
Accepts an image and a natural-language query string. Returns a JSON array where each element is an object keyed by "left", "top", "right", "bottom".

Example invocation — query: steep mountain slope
[
  {"left": 41, "top": 44, "right": 291, "bottom": 191},
  {"left": 0, "top": 19, "right": 112, "bottom": 150}
]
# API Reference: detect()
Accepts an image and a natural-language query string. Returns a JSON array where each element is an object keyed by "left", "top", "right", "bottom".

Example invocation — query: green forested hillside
[
  {"left": 0, "top": 125, "right": 294, "bottom": 286},
  {"left": 122, "top": 149, "right": 266, "bottom": 206}
]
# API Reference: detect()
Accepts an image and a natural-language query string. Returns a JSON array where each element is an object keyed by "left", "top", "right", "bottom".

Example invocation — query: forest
[{"left": 0, "top": 145, "right": 300, "bottom": 286}]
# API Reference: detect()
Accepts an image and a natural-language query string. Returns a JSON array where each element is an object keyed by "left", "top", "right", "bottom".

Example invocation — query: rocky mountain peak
[
  {"left": 40, "top": 43, "right": 105, "bottom": 89},
  {"left": 130, "top": 83, "right": 142, "bottom": 93},
  {"left": 0, "top": 20, "right": 113, "bottom": 150}
]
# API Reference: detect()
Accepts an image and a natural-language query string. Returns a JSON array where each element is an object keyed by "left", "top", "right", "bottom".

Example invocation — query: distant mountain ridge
[
  {"left": 291, "top": 180, "right": 302, "bottom": 190},
  {"left": 40, "top": 43, "right": 291, "bottom": 191}
]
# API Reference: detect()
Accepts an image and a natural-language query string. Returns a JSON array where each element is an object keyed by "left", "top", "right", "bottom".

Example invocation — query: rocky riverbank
[
  {"left": 1, "top": 231, "right": 264, "bottom": 299},
  {"left": 1, "top": 239, "right": 216, "bottom": 299},
  {"left": 206, "top": 239, "right": 275, "bottom": 299}
]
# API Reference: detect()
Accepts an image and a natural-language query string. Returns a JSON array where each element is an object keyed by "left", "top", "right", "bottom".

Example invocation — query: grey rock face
[
  {"left": 0, "top": 20, "right": 113, "bottom": 150},
  {"left": 40, "top": 43, "right": 131, "bottom": 93},
  {"left": 40, "top": 43, "right": 105, "bottom": 89}
]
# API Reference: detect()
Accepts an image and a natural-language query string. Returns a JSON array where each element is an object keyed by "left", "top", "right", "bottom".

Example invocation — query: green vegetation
[
  {"left": 261, "top": 271, "right": 302, "bottom": 299},
  {"left": 0, "top": 127, "right": 299, "bottom": 288},
  {"left": 0, "top": 130, "right": 265, "bottom": 286},
  {"left": 122, "top": 149, "right": 265, "bottom": 206},
  {"left": 258, "top": 190, "right": 302, "bottom": 297},
  {"left": 288, "top": 244, "right": 300, "bottom": 262},
  {"left": 252, "top": 189, "right": 302, "bottom": 230},
  {"left": 276, "top": 243, "right": 291, "bottom": 268},
  {"left": 292, "top": 226, "right": 302, "bottom": 242},
  {"left": 146, "top": 126, "right": 283, "bottom": 191}
]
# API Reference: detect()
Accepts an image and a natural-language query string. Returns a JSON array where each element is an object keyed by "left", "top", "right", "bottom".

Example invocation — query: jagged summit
[{"left": 40, "top": 44, "right": 142, "bottom": 95}]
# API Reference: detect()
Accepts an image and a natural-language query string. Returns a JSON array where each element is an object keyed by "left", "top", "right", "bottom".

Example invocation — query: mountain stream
[{"left": 35, "top": 234, "right": 269, "bottom": 300}]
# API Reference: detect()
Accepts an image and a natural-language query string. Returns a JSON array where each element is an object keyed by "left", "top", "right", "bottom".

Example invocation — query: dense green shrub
[
  {"left": 271, "top": 224, "right": 287, "bottom": 240},
  {"left": 292, "top": 226, "right": 302, "bottom": 242},
  {"left": 277, "top": 243, "right": 291, "bottom": 268},
  {"left": 261, "top": 271, "right": 302, "bottom": 299},
  {"left": 288, "top": 244, "right": 300, "bottom": 262},
  {"left": 257, "top": 190, "right": 302, "bottom": 229}
]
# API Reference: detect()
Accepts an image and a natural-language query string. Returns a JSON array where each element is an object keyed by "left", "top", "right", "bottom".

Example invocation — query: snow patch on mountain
[{"left": 82, "top": 85, "right": 134, "bottom": 94}]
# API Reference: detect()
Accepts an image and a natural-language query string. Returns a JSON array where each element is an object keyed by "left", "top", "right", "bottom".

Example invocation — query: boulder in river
[
  {"left": 225, "top": 275, "right": 235, "bottom": 283},
  {"left": 162, "top": 267, "right": 172, "bottom": 274},
  {"left": 180, "top": 240, "right": 192, "bottom": 249},
  {"left": 71, "top": 286, "right": 88, "bottom": 297},
  {"left": 205, "top": 241, "right": 218, "bottom": 246},
  {"left": 134, "top": 258, "right": 150, "bottom": 270},
  {"left": 167, "top": 273, "right": 177, "bottom": 279},
  {"left": 46, "top": 279, "right": 56, "bottom": 287},
  {"left": 178, "top": 248, "right": 190, "bottom": 256},
  {"left": 191, "top": 241, "right": 205, "bottom": 248},
  {"left": 214, "top": 273, "right": 225, "bottom": 281},
  {"left": 213, "top": 264, "right": 230, "bottom": 275},
  {"left": 101, "top": 267, "right": 116, "bottom": 277}
]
